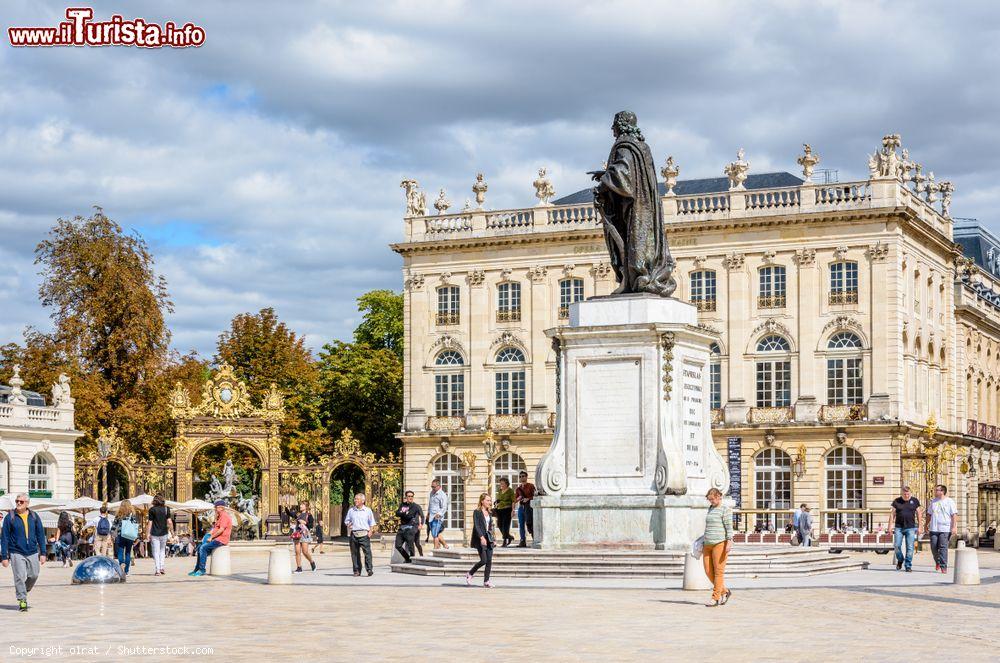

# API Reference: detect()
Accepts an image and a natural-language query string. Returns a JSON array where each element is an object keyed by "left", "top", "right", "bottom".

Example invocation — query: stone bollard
[
  {"left": 390, "top": 546, "right": 406, "bottom": 565},
  {"left": 953, "top": 541, "right": 980, "bottom": 585},
  {"left": 267, "top": 547, "right": 292, "bottom": 585},
  {"left": 682, "top": 553, "right": 713, "bottom": 591},
  {"left": 208, "top": 545, "right": 232, "bottom": 577}
]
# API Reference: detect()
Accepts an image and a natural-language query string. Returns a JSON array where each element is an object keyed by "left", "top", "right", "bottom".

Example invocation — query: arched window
[
  {"left": 436, "top": 286, "right": 460, "bottom": 325},
  {"left": 28, "top": 453, "right": 52, "bottom": 496},
  {"left": 495, "top": 347, "right": 526, "bottom": 415},
  {"left": 829, "top": 261, "right": 859, "bottom": 304},
  {"left": 497, "top": 282, "right": 521, "bottom": 322},
  {"left": 754, "top": 448, "right": 791, "bottom": 531},
  {"left": 755, "top": 336, "right": 791, "bottom": 407},
  {"left": 758, "top": 265, "right": 786, "bottom": 308},
  {"left": 432, "top": 454, "right": 465, "bottom": 530},
  {"left": 690, "top": 270, "right": 717, "bottom": 312},
  {"left": 709, "top": 343, "right": 722, "bottom": 410},
  {"left": 825, "top": 447, "right": 865, "bottom": 530},
  {"left": 493, "top": 452, "right": 526, "bottom": 496},
  {"left": 827, "top": 332, "right": 863, "bottom": 405},
  {"left": 558, "top": 278, "right": 584, "bottom": 319},
  {"left": 434, "top": 351, "right": 465, "bottom": 417}
]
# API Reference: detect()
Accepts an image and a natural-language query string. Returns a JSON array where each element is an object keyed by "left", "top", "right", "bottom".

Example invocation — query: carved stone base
[{"left": 794, "top": 396, "right": 820, "bottom": 423}]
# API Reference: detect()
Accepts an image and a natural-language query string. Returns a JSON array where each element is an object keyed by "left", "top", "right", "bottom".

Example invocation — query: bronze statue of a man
[{"left": 593, "top": 111, "right": 676, "bottom": 297}]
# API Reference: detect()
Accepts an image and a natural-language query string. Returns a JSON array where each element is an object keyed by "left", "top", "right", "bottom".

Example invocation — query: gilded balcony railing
[
  {"left": 758, "top": 294, "right": 786, "bottom": 309},
  {"left": 488, "top": 414, "right": 526, "bottom": 430},
  {"left": 496, "top": 309, "right": 521, "bottom": 323},
  {"left": 694, "top": 298, "right": 717, "bottom": 312},
  {"left": 558, "top": 305, "right": 570, "bottom": 319},
  {"left": 749, "top": 406, "right": 793, "bottom": 424},
  {"left": 829, "top": 290, "right": 859, "bottom": 305},
  {"left": 711, "top": 409, "right": 723, "bottom": 425},
  {"left": 820, "top": 403, "right": 867, "bottom": 422},
  {"left": 436, "top": 311, "right": 460, "bottom": 326},
  {"left": 427, "top": 416, "right": 464, "bottom": 432}
]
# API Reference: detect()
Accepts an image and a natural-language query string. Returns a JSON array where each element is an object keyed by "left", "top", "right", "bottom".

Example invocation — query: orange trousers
[{"left": 702, "top": 542, "right": 729, "bottom": 601}]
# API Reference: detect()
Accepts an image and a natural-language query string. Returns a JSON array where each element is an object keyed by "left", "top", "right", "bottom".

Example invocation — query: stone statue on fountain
[{"left": 222, "top": 460, "right": 236, "bottom": 495}]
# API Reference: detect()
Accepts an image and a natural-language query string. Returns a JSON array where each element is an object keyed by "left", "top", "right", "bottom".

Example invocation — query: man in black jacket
[{"left": 394, "top": 491, "right": 424, "bottom": 563}]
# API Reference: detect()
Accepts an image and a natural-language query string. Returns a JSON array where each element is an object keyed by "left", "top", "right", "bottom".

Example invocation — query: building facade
[
  {"left": 0, "top": 366, "right": 81, "bottom": 500},
  {"left": 392, "top": 136, "right": 1000, "bottom": 539}
]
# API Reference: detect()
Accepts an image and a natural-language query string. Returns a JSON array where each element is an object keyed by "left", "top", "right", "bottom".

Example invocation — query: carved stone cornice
[
  {"left": 822, "top": 315, "right": 864, "bottom": 336},
  {"left": 752, "top": 318, "right": 794, "bottom": 340},
  {"left": 527, "top": 265, "right": 548, "bottom": 283},
  {"left": 490, "top": 330, "right": 526, "bottom": 352},
  {"left": 431, "top": 334, "right": 465, "bottom": 356},
  {"left": 867, "top": 242, "right": 889, "bottom": 262}
]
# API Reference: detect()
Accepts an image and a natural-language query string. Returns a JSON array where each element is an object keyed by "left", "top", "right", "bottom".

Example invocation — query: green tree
[
  {"left": 216, "top": 308, "right": 321, "bottom": 456},
  {"left": 353, "top": 289, "right": 403, "bottom": 359},
  {"left": 317, "top": 290, "right": 404, "bottom": 458}
]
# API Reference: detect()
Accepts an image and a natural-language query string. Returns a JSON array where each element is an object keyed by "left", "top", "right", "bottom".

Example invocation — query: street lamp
[
  {"left": 792, "top": 445, "right": 807, "bottom": 479},
  {"left": 97, "top": 426, "right": 115, "bottom": 502}
]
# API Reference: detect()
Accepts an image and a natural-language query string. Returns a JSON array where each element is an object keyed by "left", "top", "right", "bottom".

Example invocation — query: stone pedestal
[{"left": 534, "top": 295, "right": 730, "bottom": 550}]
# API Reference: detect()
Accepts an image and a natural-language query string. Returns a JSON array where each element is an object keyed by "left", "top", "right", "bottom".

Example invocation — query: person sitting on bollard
[{"left": 189, "top": 500, "right": 232, "bottom": 577}]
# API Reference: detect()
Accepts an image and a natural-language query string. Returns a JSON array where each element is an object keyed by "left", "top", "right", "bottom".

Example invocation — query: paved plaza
[{"left": 1, "top": 545, "right": 998, "bottom": 662}]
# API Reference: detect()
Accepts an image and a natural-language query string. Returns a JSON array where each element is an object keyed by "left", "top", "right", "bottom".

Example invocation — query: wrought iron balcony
[
  {"left": 757, "top": 294, "right": 786, "bottom": 309},
  {"left": 436, "top": 311, "right": 460, "bottom": 326},
  {"left": 693, "top": 298, "right": 717, "bottom": 312},
  {"left": 558, "top": 305, "right": 570, "bottom": 319},
  {"left": 749, "top": 406, "right": 793, "bottom": 424},
  {"left": 828, "top": 290, "right": 859, "bottom": 305},
  {"left": 488, "top": 414, "right": 526, "bottom": 431},
  {"left": 496, "top": 309, "right": 521, "bottom": 323},
  {"left": 426, "top": 416, "right": 464, "bottom": 432},
  {"left": 711, "top": 408, "right": 723, "bottom": 425}
]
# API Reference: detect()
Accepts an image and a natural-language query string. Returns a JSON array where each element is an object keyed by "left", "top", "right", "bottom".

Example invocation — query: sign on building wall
[{"left": 727, "top": 437, "right": 742, "bottom": 519}]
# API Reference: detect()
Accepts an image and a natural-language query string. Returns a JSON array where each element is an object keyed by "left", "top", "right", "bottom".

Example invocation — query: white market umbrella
[
  {"left": 166, "top": 499, "right": 215, "bottom": 513},
  {"left": 37, "top": 496, "right": 103, "bottom": 514}
]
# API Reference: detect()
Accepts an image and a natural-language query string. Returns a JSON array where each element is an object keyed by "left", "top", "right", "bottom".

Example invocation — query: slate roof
[
  {"left": 954, "top": 219, "right": 1000, "bottom": 276},
  {"left": 551, "top": 172, "right": 804, "bottom": 206},
  {"left": 0, "top": 385, "right": 47, "bottom": 406}
]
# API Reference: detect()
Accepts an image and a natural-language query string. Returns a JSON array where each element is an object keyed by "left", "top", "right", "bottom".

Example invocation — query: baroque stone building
[{"left": 392, "top": 136, "right": 1000, "bottom": 539}]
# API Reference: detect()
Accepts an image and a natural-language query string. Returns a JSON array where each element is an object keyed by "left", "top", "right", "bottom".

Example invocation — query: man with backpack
[
  {"left": 1, "top": 493, "right": 47, "bottom": 612},
  {"left": 94, "top": 505, "right": 113, "bottom": 557}
]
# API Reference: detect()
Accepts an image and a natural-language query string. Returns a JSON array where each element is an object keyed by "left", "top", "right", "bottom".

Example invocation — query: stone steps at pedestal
[{"left": 390, "top": 546, "right": 868, "bottom": 578}]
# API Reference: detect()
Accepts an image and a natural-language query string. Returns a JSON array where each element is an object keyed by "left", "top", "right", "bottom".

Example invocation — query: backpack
[{"left": 97, "top": 516, "right": 111, "bottom": 536}]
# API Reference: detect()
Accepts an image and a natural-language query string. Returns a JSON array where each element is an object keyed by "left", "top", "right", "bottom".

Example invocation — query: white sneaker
[{"left": 465, "top": 573, "right": 473, "bottom": 586}]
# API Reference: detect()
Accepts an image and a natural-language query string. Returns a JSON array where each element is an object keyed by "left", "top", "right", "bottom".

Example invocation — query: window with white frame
[
  {"left": 690, "top": 270, "right": 717, "bottom": 311},
  {"left": 829, "top": 261, "right": 859, "bottom": 304},
  {"left": 558, "top": 278, "right": 584, "bottom": 319},
  {"left": 432, "top": 454, "right": 465, "bottom": 530},
  {"left": 710, "top": 342, "right": 722, "bottom": 410},
  {"left": 494, "top": 347, "right": 526, "bottom": 415},
  {"left": 497, "top": 282, "right": 521, "bottom": 322},
  {"left": 436, "top": 286, "right": 460, "bottom": 325},
  {"left": 827, "top": 332, "right": 864, "bottom": 405},
  {"left": 758, "top": 265, "right": 786, "bottom": 308},
  {"left": 755, "top": 335, "right": 791, "bottom": 407},
  {"left": 28, "top": 453, "right": 51, "bottom": 495},
  {"left": 754, "top": 448, "right": 792, "bottom": 531},
  {"left": 825, "top": 446, "right": 865, "bottom": 530},
  {"left": 434, "top": 350, "right": 465, "bottom": 417}
]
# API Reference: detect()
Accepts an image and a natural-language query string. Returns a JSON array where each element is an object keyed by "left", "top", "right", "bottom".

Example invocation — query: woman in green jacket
[
  {"left": 703, "top": 487, "right": 733, "bottom": 607},
  {"left": 494, "top": 478, "right": 515, "bottom": 547}
]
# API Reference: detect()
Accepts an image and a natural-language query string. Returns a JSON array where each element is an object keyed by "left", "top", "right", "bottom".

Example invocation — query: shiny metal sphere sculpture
[{"left": 71, "top": 555, "right": 127, "bottom": 584}]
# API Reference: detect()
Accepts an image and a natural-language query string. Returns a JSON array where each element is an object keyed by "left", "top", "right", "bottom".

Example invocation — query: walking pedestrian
[
  {"left": 494, "top": 478, "right": 515, "bottom": 547},
  {"left": 112, "top": 500, "right": 139, "bottom": 575},
  {"left": 311, "top": 511, "right": 325, "bottom": 555},
  {"left": 189, "top": 500, "right": 232, "bottom": 577},
  {"left": 888, "top": 486, "right": 922, "bottom": 572},
  {"left": 515, "top": 471, "right": 536, "bottom": 547},
  {"left": 394, "top": 490, "right": 424, "bottom": 563},
  {"left": 93, "top": 505, "right": 113, "bottom": 557},
  {"left": 146, "top": 495, "right": 173, "bottom": 576},
  {"left": 702, "top": 487, "right": 733, "bottom": 607},
  {"left": 55, "top": 511, "right": 77, "bottom": 567},
  {"left": 293, "top": 502, "right": 316, "bottom": 573},
  {"left": 1, "top": 493, "right": 47, "bottom": 611},
  {"left": 428, "top": 479, "right": 450, "bottom": 550},
  {"left": 796, "top": 504, "right": 813, "bottom": 547},
  {"left": 344, "top": 493, "right": 376, "bottom": 576},
  {"left": 465, "top": 493, "right": 496, "bottom": 588},
  {"left": 925, "top": 484, "right": 958, "bottom": 574}
]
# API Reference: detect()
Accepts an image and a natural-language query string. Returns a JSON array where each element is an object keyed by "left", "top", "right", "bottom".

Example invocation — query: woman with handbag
[
  {"left": 112, "top": 500, "right": 139, "bottom": 575},
  {"left": 465, "top": 493, "right": 496, "bottom": 588}
]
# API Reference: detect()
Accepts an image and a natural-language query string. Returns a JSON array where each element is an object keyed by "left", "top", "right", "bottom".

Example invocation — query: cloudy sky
[{"left": 2, "top": 1, "right": 998, "bottom": 356}]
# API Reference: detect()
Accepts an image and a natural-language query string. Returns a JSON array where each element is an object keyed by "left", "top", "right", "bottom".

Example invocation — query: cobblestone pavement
[{"left": 1, "top": 546, "right": 998, "bottom": 663}]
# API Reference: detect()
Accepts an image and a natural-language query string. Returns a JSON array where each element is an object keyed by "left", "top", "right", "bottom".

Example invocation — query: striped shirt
[{"left": 704, "top": 504, "right": 733, "bottom": 545}]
